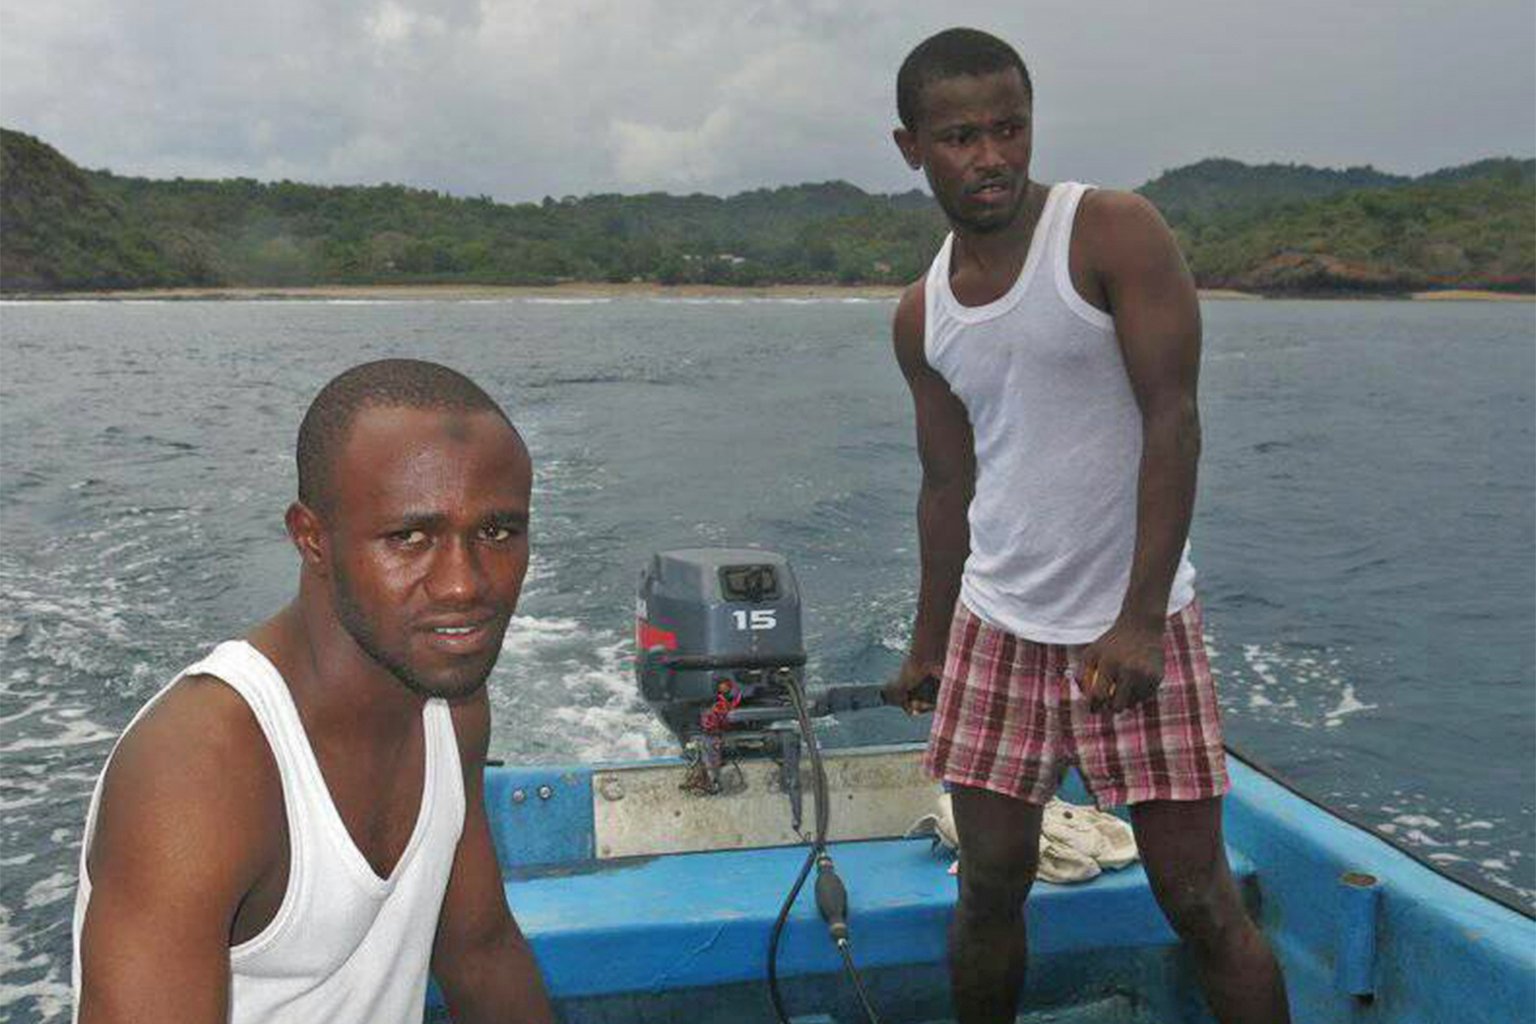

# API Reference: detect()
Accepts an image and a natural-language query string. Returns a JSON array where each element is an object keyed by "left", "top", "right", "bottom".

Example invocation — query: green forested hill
[
  {"left": 0, "top": 129, "right": 218, "bottom": 289},
  {"left": 1175, "top": 163, "right": 1535, "bottom": 292},
  {"left": 1, "top": 127, "right": 1530, "bottom": 294},
  {"left": 1138, "top": 157, "right": 1409, "bottom": 220}
]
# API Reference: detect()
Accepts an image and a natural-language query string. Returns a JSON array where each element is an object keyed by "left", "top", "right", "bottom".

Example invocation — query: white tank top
[
  {"left": 73, "top": 640, "right": 466, "bottom": 1024},
  {"left": 924, "top": 181, "right": 1197, "bottom": 644}
]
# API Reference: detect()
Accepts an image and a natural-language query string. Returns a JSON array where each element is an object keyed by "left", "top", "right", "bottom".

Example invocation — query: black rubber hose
[
  {"left": 767, "top": 844, "right": 817, "bottom": 1023},
  {"left": 838, "top": 939, "right": 881, "bottom": 1023},
  {"left": 766, "top": 677, "right": 880, "bottom": 1024}
]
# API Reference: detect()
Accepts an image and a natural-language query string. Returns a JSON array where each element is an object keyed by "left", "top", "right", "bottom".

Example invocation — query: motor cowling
[{"left": 635, "top": 548, "right": 806, "bottom": 747}]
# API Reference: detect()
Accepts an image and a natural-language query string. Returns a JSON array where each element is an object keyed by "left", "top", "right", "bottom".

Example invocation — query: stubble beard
[
  {"left": 329, "top": 567, "right": 498, "bottom": 702},
  {"left": 934, "top": 176, "right": 1031, "bottom": 236}
]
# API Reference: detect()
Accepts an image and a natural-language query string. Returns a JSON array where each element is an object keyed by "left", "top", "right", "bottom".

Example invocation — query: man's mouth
[
  {"left": 419, "top": 617, "right": 501, "bottom": 652},
  {"left": 968, "top": 180, "right": 1012, "bottom": 199}
]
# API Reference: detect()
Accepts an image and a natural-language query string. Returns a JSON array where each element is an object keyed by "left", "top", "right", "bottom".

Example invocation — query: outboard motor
[
  {"left": 636, "top": 548, "right": 888, "bottom": 797},
  {"left": 635, "top": 547, "right": 910, "bottom": 1024},
  {"left": 636, "top": 549, "right": 808, "bottom": 791}
]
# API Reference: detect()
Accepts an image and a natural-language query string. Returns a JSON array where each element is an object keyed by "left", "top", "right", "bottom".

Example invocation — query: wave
[
  {"left": 524, "top": 297, "right": 613, "bottom": 305},
  {"left": 490, "top": 613, "right": 675, "bottom": 764}
]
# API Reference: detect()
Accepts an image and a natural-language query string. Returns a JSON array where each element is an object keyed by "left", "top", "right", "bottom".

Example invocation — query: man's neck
[
  {"left": 950, "top": 179, "right": 1049, "bottom": 276},
  {"left": 252, "top": 594, "right": 426, "bottom": 742}
]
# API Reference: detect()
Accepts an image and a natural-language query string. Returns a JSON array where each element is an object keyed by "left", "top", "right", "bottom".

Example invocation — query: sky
[{"left": 2, "top": 0, "right": 1532, "bottom": 203}]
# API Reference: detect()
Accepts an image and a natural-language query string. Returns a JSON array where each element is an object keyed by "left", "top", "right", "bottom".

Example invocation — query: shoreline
[
  {"left": 3, "top": 283, "right": 1531, "bottom": 303},
  {"left": 5, "top": 282, "right": 906, "bottom": 302}
]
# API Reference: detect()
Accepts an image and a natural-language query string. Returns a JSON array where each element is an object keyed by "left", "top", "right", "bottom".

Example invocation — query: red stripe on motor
[{"left": 637, "top": 620, "right": 678, "bottom": 651}]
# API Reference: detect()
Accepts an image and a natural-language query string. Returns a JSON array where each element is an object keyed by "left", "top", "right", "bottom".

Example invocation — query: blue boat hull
[{"left": 428, "top": 746, "right": 1534, "bottom": 1023}]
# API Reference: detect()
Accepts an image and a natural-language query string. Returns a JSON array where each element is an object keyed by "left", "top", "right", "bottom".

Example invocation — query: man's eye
[
  {"left": 481, "top": 523, "right": 520, "bottom": 543},
  {"left": 390, "top": 529, "right": 428, "bottom": 546}
]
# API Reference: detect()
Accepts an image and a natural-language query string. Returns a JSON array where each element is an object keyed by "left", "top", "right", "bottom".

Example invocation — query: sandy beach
[{"left": 1409, "top": 289, "right": 1535, "bottom": 302}]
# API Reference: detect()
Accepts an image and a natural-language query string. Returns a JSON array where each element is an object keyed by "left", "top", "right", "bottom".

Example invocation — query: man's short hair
[
  {"left": 896, "top": 27, "right": 1032, "bottom": 132},
  {"left": 296, "top": 358, "right": 513, "bottom": 514}
]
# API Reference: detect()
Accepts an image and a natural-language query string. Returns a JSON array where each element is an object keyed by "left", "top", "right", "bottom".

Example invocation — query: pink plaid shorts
[{"left": 923, "top": 598, "right": 1229, "bottom": 808}]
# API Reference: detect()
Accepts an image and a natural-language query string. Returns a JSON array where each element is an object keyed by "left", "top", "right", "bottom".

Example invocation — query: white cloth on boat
[
  {"left": 905, "top": 789, "right": 1138, "bottom": 883},
  {"left": 72, "top": 640, "right": 465, "bottom": 1024}
]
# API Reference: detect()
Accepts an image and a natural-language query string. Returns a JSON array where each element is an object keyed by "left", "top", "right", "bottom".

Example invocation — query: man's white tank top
[
  {"left": 72, "top": 640, "right": 466, "bottom": 1024},
  {"left": 924, "top": 181, "right": 1196, "bottom": 644}
]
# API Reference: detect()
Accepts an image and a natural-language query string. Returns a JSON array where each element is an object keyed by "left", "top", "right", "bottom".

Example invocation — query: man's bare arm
[
  {"left": 77, "top": 677, "right": 277, "bottom": 1024},
  {"left": 431, "top": 691, "right": 556, "bottom": 1024},
  {"left": 1078, "top": 191, "right": 1202, "bottom": 713},
  {"left": 886, "top": 280, "right": 976, "bottom": 713}
]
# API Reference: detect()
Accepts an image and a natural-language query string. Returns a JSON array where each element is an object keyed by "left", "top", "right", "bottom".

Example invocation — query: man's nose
[
  {"left": 975, "top": 132, "right": 1006, "bottom": 170},
  {"left": 426, "top": 538, "right": 486, "bottom": 605}
]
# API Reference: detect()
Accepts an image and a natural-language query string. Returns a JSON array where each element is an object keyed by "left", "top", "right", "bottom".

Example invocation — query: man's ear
[
  {"left": 285, "top": 501, "right": 328, "bottom": 573},
  {"left": 893, "top": 127, "right": 922, "bottom": 171}
]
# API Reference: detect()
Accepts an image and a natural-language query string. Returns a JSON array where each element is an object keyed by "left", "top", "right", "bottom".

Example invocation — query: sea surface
[{"left": 1, "top": 295, "right": 1532, "bottom": 1020}]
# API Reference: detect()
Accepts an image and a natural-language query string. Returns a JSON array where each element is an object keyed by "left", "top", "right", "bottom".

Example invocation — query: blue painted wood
[
  {"left": 482, "top": 765, "right": 594, "bottom": 869},
  {"left": 500, "top": 838, "right": 1252, "bottom": 999},
  {"left": 1221, "top": 756, "right": 1536, "bottom": 1024},
  {"left": 1333, "top": 872, "right": 1380, "bottom": 996},
  {"left": 430, "top": 749, "right": 1536, "bottom": 1023}
]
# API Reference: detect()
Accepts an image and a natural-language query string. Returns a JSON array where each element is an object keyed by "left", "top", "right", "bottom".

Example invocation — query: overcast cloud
[{"left": 2, "top": 0, "right": 1532, "bottom": 202}]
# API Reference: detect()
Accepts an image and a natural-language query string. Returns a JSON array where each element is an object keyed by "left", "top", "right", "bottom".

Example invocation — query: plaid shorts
[{"left": 923, "top": 598, "right": 1229, "bottom": 808}]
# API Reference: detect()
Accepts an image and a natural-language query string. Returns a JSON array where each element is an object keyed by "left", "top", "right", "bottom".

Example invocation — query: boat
[{"left": 425, "top": 549, "right": 1535, "bottom": 1023}]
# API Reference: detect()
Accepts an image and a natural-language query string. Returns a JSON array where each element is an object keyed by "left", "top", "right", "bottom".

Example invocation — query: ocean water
[{"left": 0, "top": 295, "right": 1532, "bottom": 1020}]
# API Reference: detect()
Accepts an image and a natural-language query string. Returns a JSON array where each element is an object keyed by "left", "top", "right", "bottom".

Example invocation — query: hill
[
  {"left": 1154, "top": 157, "right": 1534, "bottom": 293},
  {"left": 1139, "top": 157, "right": 1408, "bottom": 221},
  {"left": 0, "top": 129, "right": 216, "bottom": 289},
  {"left": 1, "top": 128, "right": 1530, "bottom": 294}
]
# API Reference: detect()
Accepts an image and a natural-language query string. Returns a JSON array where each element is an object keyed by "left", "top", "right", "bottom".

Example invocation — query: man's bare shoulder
[
  {"left": 1078, "top": 189, "right": 1177, "bottom": 256},
  {"left": 89, "top": 672, "right": 281, "bottom": 884}
]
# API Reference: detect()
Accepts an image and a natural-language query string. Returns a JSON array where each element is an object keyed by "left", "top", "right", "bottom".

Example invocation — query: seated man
[{"left": 73, "top": 359, "right": 557, "bottom": 1024}]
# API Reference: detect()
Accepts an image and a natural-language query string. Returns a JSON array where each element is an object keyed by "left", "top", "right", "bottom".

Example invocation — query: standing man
[
  {"left": 73, "top": 359, "right": 557, "bottom": 1024},
  {"left": 883, "top": 28, "right": 1290, "bottom": 1024}
]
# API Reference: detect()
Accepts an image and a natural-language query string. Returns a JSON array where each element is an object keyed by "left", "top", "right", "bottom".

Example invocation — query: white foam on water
[
  {"left": 318, "top": 298, "right": 412, "bottom": 305},
  {"left": 1325, "top": 683, "right": 1376, "bottom": 722},
  {"left": 499, "top": 613, "right": 585, "bottom": 661},
  {"left": 524, "top": 297, "right": 613, "bottom": 305},
  {"left": 547, "top": 635, "right": 674, "bottom": 762},
  {"left": 0, "top": 911, "right": 71, "bottom": 1021},
  {"left": 1, "top": 299, "right": 104, "bottom": 306},
  {"left": 1364, "top": 797, "right": 1528, "bottom": 890},
  {"left": 1394, "top": 814, "right": 1443, "bottom": 829},
  {"left": 22, "top": 873, "right": 74, "bottom": 912},
  {"left": 492, "top": 614, "right": 675, "bottom": 764},
  {"left": 1216, "top": 639, "right": 1366, "bottom": 732},
  {"left": 0, "top": 714, "right": 115, "bottom": 754}
]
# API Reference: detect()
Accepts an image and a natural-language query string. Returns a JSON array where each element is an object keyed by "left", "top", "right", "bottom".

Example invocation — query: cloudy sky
[{"left": 3, "top": 0, "right": 1532, "bottom": 202}]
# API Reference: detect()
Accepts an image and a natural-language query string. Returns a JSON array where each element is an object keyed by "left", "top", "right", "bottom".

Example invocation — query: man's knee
[
  {"left": 956, "top": 850, "right": 1039, "bottom": 926},
  {"left": 1150, "top": 872, "right": 1247, "bottom": 951}
]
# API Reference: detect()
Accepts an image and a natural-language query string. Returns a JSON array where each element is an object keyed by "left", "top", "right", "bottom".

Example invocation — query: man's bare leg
[
  {"left": 948, "top": 785, "right": 1045, "bottom": 1024},
  {"left": 1130, "top": 797, "right": 1291, "bottom": 1024}
]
